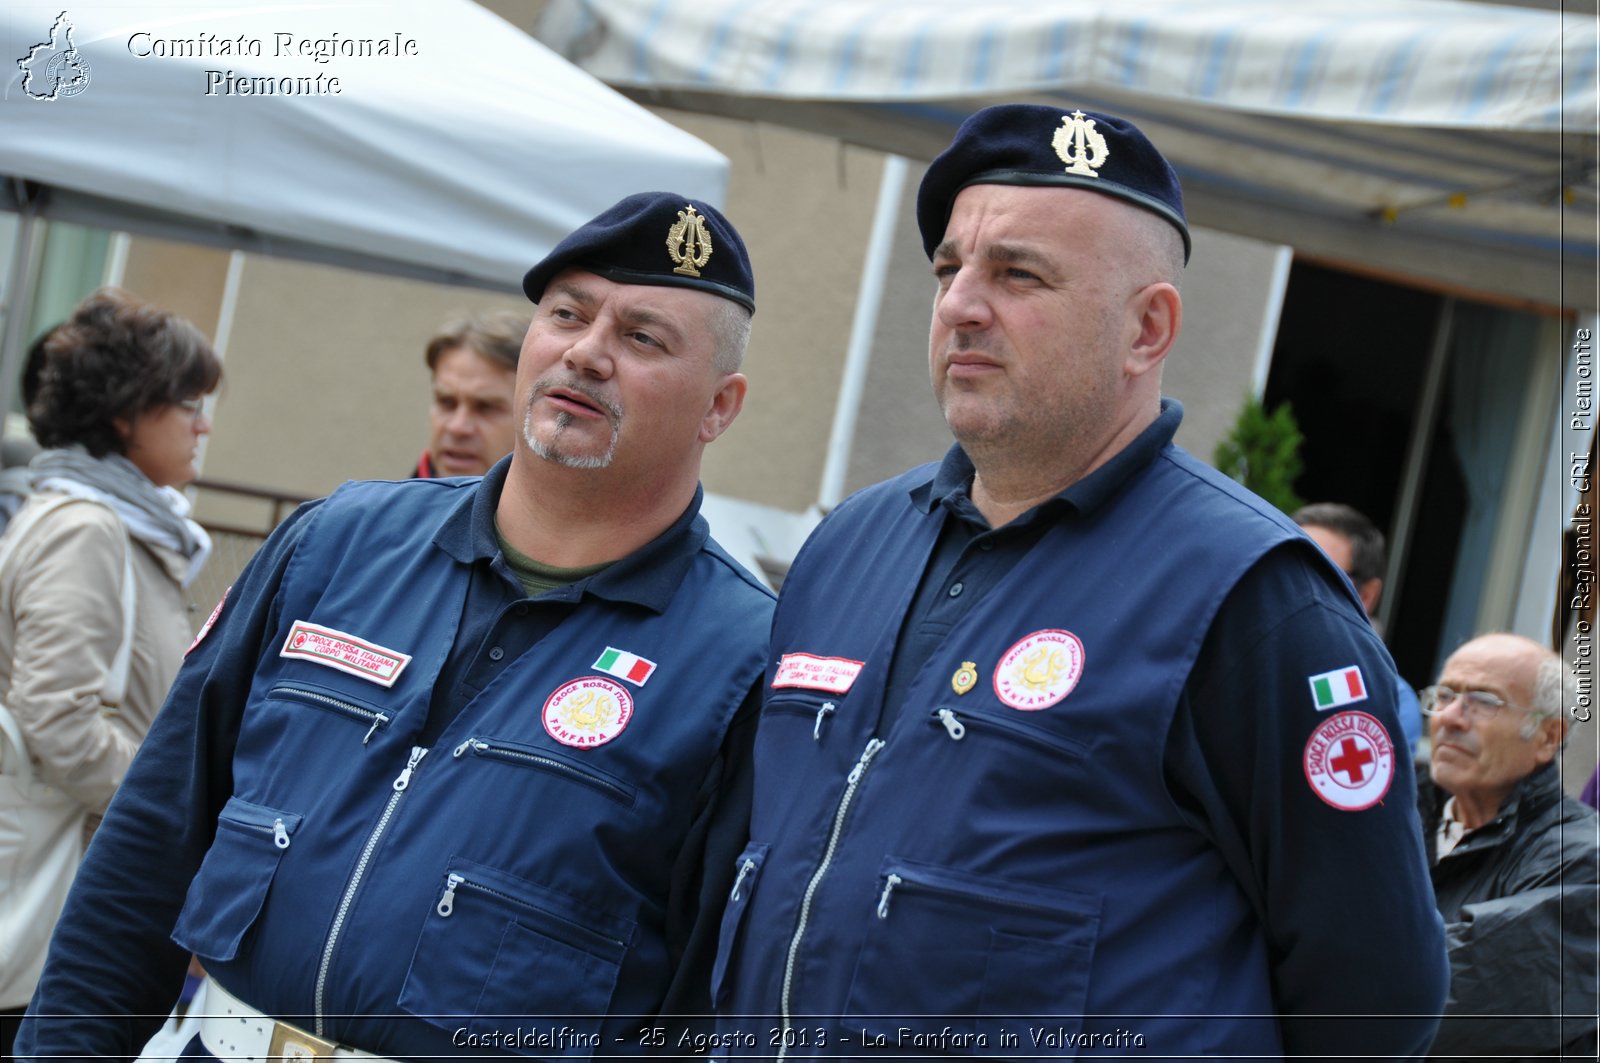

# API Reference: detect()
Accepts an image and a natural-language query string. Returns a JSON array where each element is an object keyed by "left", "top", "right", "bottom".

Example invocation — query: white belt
[{"left": 199, "top": 978, "right": 396, "bottom": 1063}]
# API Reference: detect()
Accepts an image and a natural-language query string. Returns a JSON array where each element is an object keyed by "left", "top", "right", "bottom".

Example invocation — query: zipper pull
[
  {"left": 877, "top": 873, "right": 902, "bottom": 919},
  {"left": 437, "top": 873, "right": 463, "bottom": 917},
  {"left": 813, "top": 701, "right": 836, "bottom": 741},
  {"left": 393, "top": 746, "right": 428, "bottom": 791},
  {"left": 934, "top": 707, "right": 966, "bottom": 740},
  {"left": 271, "top": 818, "right": 291, "bottom": 850},
  {"left": 362, "top": 714, "right": 389, "bottom": 745},
  {"left": 451, "top": 737, "right": 478, "bottom": 758},
  {"left": 730, "top": 858, "right": 756, "bottom": 902},
  {"left": 847, "top": 737, "right": 886, "bottom": 784}
]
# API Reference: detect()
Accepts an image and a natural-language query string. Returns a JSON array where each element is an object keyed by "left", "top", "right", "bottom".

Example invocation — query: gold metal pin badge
[
  {"left": 666, "top": 205, "right": 712, "bottom": 277},
  {"left": 951, "top": 661, "right": 978, "bottom": 695},
  {"left": 1053, "top": 110, "right": 1109, "bottom": 178}
]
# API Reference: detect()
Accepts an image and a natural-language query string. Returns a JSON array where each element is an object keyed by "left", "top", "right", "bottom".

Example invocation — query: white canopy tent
[
  {"left": 537, "top": 0, "right": 1599, "bottom": 308},
  {"left": 0, "top": 0, "right": 730, "bottom": 412}
]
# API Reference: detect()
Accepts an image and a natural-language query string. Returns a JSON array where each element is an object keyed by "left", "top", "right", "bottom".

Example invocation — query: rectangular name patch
[
  {"left": 772, "top": 652, "right": 865, "bottom": 694},
  {"left": 1309, "top": 666, "right": 1367, "bottom": 710},
  {"left": 280, "top": 620, "right": 412, "bottom": 688}
]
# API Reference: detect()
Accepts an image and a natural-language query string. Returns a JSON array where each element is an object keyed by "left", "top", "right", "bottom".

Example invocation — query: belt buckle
[{"left": 267, "top": 1019, "right": 337, "bottom": 1062}]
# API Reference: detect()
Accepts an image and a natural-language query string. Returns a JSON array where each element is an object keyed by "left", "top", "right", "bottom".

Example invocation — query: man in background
[
  {"left": 411, "top": 311, "right": 528, "bottom": 478},
  {"left": 1420, "top": 632, "right": 1598, "bottom": 1060},
  {"left": 1294, "top": 501, "right": 1423, "bottom": 754}
]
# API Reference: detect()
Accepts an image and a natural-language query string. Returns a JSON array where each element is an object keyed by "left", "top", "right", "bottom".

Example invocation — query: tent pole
[
  {"left": 0, "top": 198, "right": 46, "bottom": 431},
  {"left": 818, "top": 153, "right": 906, "bottom": 512}
]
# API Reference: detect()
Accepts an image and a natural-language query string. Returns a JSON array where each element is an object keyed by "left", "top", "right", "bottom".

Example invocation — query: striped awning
[{"left": 538, "top": 0, "right": 1599, "bottom": 308}]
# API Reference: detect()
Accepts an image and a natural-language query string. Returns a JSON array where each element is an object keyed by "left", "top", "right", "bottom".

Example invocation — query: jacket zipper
[
  {"left": 450, "top": 737, "right": 633, "bottom": 804},
  {"left": 272, "top": 685, "right": 391, "bottom": 744},
  {"left": 777, "top": 737, "right": 885, "bottom": 1060},
  {"left": 313, "top": 745, "right": 426, "bottom": 1035}
]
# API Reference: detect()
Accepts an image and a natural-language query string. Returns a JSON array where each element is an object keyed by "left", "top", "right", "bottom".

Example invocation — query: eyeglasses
[
  {"left": 175, "top": 398, "right": 207, "bottom": 422},
  {"left": 1420, "top": 684, "right": 1530, "bottom": 723}
]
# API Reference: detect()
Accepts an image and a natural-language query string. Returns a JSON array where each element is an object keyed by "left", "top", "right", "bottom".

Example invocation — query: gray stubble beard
[{"left": 521, "top": 381, "right": 623, "bottom": 470}]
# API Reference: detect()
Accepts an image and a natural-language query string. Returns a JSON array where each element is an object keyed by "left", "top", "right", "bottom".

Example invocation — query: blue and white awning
[{"left": 538, "top": 0, "right": 1599, "bottom": 307}]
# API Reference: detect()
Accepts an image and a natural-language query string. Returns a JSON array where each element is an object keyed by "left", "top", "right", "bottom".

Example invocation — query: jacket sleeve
[
  {"left": 6, "top": 502, "right": 140, "bottom": 811},
  {"left": 1166, "top": 543, "right": 1450, "bottom": 1059},
  {"left": 655, "top": 680, "right": 760, "bottom": 1042},
  {"left": 1431, "top": 883, "right": 1600, "bottom": 1054},
  {"left": 15, "top": 501, "right": 322, "bottom": 1061}
]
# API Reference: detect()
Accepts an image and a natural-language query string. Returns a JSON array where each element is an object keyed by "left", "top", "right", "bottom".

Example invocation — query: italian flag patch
[
  {"left": 593, "top": 646, "right": 656, "bottom": 686},
  {"left": 1309, "top": 666, "right": 1367, "bottom": 710}
]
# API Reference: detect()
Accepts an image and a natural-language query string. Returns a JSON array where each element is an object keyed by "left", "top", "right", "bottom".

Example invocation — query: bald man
[{"left": 1420, "top": 633, "right": 1598, "bottom": 1060}]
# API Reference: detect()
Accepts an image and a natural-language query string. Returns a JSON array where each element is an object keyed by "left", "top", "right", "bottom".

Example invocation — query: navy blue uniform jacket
[
  {"left": 18, "top": 460, "right": 773, "bottom": 1058},
  {"left": 713, "top": 404, "right": 1447, "bottom": 1060}
]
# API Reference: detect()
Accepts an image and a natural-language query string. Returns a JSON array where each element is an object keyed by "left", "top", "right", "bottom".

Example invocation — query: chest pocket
[
  {"left": 267, "top": 682, "right": 397, "bottom": 742},
  {"left": 844, "top": 856, "right": 1101, "bottom": 1059},
  {"left": 398, "top": 857, "right": 634, "bottom": 1056},
  {"left": 764, "top": 689, "right": 849, "bottom": 742},
  {"left": 922, "top": 701, "right": 1090, "bottom": 761},
  {"left": 710, "top": 842, "right": 770, "bottom": 1007},
  {"left": 171, "top": 796, "right": 303, "bottom": 962}
]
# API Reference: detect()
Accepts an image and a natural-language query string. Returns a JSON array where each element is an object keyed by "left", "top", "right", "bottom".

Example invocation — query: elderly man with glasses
[{"left": 1419, "top": 632, "right": 1598, "bottom": 1061}]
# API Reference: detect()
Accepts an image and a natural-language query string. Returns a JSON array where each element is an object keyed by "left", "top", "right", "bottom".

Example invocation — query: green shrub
[{"left": 1213, "top": 395, "right": 1305, "bottom": 514}]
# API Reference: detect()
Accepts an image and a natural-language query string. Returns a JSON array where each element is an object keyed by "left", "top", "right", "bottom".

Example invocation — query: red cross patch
[{"left": 1303, "top": 710, "right": 1395, "bottom": 811}]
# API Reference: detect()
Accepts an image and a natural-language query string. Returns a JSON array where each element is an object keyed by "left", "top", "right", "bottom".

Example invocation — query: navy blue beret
[
  {"left": 916, "top": 104, "right": 1190, "bottom": 264},
  {"left": 523, "top": 192, "right": 755, "bottom": 313}
]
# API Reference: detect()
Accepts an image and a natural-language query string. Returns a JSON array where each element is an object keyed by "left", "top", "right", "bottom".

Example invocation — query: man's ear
[
  {"left": 1125, "top": 283, "right": 1181, "bottom": 379},
  {"left": 1357, "top": 576, "right": 1384, "bottom": 617},
  {"left": 699, "top": 373, "right": 747, "bottom": 444},
  {"left": 1528, "top": 715, "right": 1567, "bottom": 763}
]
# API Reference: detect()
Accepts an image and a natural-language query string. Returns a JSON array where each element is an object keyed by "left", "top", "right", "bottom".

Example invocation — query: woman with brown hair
[{"left": 0, "top": 288, "right": 222, "bottom": 1042}]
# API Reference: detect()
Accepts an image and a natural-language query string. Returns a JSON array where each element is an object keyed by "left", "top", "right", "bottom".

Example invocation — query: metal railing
[{"left": 185, "top": 478, "right": 317, "bottom": 628}]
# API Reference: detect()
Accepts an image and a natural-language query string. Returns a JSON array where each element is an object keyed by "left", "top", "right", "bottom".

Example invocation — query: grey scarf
[{"left": 29, "top": 447, "right": 212, "bottom": 586}]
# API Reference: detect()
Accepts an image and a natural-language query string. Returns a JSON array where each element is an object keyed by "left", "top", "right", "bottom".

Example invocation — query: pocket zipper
[
  {"left": 433, "top": 872, "right": 626, "bottom": 950},
  {"left": 926, "top": 706, "right": 1084, "bottom": 758},
  {"left": 272, "top": 685, "right": 390, "bottom": 743},
  {"left": 451, "top": 737, "right": 633, "bottom": 804},
  {"left": 874, "top": 864, "right": 1087, "bottom": 920},
  {"left": 730, "top": 857, "right": 757, "bottom": 902}
]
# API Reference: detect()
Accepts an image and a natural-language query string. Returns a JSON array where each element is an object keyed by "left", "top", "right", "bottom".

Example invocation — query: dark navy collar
[
  {"left": 912, "top": 398, "right": 1184, "bottom": 525},
  {"left": 434, "top": 455, "right": 709, "bottom": 613}
]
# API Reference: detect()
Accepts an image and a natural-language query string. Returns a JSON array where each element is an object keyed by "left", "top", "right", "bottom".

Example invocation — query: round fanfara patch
[
  {"left": 993, "top": 629, "right": 1085, "bottom": 710},
  {"left": 1303, "top": 710, "right": 1395, "bottom": 811},
  {"left": 542, "top": 676, "right": 634, "bottom": 749}
]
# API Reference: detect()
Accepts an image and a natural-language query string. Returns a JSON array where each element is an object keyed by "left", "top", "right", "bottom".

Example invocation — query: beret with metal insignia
[
  {"left": 522, "top": 192, "right": 755, "bottom": 313},
  {"left": 916, "top": 104, "right": 1190, "bottom": 264}
]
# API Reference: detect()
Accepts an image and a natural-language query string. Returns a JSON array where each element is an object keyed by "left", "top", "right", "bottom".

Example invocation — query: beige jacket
[{"left": 0, "top": 492, "right": 193, "bottom": 814}]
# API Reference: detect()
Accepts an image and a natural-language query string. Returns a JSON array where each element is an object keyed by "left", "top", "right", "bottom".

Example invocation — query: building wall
[
  {"left": 201, "top": 255, "right": 526, "bottom": 494},
  {"left": 109, "top": 107, "right": 1288, "bottom": 532},
  {"left": 1165, "top": 227, "right": 1288, "bottom": 463},
  {"left": 667, "top": 113, "right": 885, "bottom": 512}
]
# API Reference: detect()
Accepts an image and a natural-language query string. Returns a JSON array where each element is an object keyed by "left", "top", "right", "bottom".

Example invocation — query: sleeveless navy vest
[{"left": 714, "top": 445, "right": 1325, "bottom": 1059}]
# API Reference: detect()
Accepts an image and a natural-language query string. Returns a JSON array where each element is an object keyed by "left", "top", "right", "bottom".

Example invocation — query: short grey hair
[
  {"left": 1533, "top": 653, "right": 1564, "bottom": 721},
  {"left": 1521, "top": 652, "right": 1568, "bottom": 744},
  {"left": 709, "top": 299, "right": 753, "bottom": 374}
]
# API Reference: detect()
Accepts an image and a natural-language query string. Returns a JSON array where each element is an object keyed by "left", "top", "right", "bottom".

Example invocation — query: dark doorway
[
  {"left": 1266, "top": 262, "right": 1548, "bottom": 688},
  {"left": 1265, "top": 263, "right": 1443, "bottom": 686}
]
